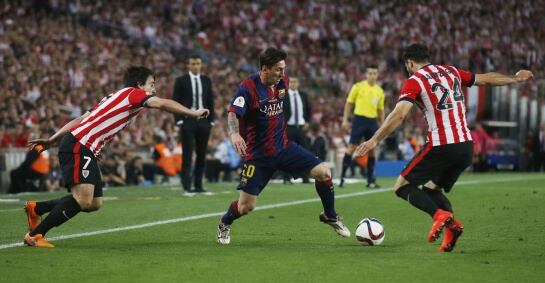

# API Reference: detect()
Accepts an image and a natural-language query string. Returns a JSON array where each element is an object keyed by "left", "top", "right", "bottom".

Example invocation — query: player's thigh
[
  {"left": 70, "top": 183, "right": 95, "bottom": 207},
  {"left": 394, "top": 175, "right": 410, "bottom": 189},
  {"left": 400, "top": 143, "right": 450, "bottom": 186},
  {"left": 58, "top": 139, "right": 103, "bottom": 198},
  {"left": 91, "top": 197, "right": 103, "bottom": 209},
  {"left": 237, "top": 161, "right": 275, "bottom": 196},
  {"left": 435, "top": 142, "right": 474, "bottom": 192},
  {"left": 278, "top": 144, "right": 322, "bottom": 179}
]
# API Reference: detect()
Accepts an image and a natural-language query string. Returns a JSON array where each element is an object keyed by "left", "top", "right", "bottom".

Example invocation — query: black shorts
[
  {"left": 58, "top": 134, "right": 103, "bottom": 197},
  {"left": 349, "top": 115, "right": 378, "bottom": 145},
  {"left": 401, "top": 141, "right": 473, "bottom": 192}
]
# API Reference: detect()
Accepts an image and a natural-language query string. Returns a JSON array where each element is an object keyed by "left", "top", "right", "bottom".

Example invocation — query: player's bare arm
[
  {"left": 227, "top": 112, "right": 246, "bottom": 156},
  {"left": 355, "top": 101, "right": 413, "bottom": 157},
  {"left": 28, "top": 111, "right": 91, "bottom": 151},
  {"left": 342, "top": 101, "right": 354, "bottom": 130},
  {"left": 474, "top": 70, "right": 534, "bottom": 86},
  {"left": 145, "top": 96, "right": 209, "bottom": 119}
]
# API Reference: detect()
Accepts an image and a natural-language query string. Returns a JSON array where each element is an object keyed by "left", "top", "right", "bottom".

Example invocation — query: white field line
[{"left": 1, "top": 176, "right": 543, "bottom": 250}]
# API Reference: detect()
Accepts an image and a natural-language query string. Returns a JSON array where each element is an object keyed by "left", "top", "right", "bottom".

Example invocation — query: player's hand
[
  {"left": 27, "top": 138, "right": 52, "bottom": 152},
  {"left": 342, "top": 120, "right": 350, "bottom": 131},
  {"left": 230, "top": 133, "right": 247, "bottom": 156},
  {"left": 515, "top": 70, "right": 534, "bottom": 82},
  {"left": 193, "top": 109, "right": 210, "bottom": 119},
  {"left": 354, "top": 139, "right": 378, "bottom": 157}
]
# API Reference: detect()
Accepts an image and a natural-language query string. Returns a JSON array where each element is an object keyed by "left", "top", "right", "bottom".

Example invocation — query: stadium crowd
[{"left": 1, "top": 0, "right": 544, "bottom": 190}]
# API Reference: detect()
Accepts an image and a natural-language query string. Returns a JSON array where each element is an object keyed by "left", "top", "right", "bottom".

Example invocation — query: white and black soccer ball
[{"left": 355, "top": 217, "right": 385, "bottom": 246}]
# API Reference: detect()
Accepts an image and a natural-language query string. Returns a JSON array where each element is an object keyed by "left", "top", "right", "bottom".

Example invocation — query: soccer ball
[{"left": 355, "top": 217, "right": 385, "bottom": 246}]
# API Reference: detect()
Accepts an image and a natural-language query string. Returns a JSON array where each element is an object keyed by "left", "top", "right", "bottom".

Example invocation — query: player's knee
[
  {"left": 77, "top": 199, "right": 94, "bottom": 210},
  {"left": 239, "top": 203, "right": 255, "bottom": 215},
  {"left": 395, "top": 183, "right": 414, "bottom": 200},
  {"left": 394, "top": 175, "right": 409, "bottom": 189},
  {"left": 312, "top": 163, "right": 331, "bottom": 181},
  {"left": 84, "top": 199, "right": 103, "bottom": 212}
]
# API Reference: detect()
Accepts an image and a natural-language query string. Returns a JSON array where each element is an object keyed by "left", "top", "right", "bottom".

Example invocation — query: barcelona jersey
[{"left": 229, "top": 74, "right": 289, "bottom": 161}]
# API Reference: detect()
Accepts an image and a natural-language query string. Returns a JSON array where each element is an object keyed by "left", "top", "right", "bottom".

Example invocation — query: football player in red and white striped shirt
[
  {"left": 23, "top": 66, "right": 209, "bottom": 248},
  {"left": 355, "top": 44, "right": 534, "bottom": 252}
]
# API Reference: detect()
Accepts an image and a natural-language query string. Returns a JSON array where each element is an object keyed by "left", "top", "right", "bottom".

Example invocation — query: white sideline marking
[{"left": 1, "top": 176, "right": 543, "bottom": 250}]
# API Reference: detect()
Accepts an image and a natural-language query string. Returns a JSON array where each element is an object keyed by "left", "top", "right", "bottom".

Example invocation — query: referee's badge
[
  {"left": 278, "top": 89, "right": 286, "bottom": 99},
  {"left": 82, "top": 170, "right": 89, "bottom": 178}
]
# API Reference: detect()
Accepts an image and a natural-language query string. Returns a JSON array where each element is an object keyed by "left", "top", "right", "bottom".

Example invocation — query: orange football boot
[
  {"left": 24, "top": 201, "right": 41, "bottom": 231},
  {"left": 24, "top": 233, "right": 55, "bottom": 248},
  {"left": 427, "top": 209, "right": 453, "bottom": 242},
  {"left": 439, "top": 219, "right": 464, "bottom": 252}
]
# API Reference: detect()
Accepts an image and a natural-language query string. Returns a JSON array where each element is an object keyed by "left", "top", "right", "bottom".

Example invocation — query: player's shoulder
[
  {"left": 240, "top": 74, "right": 259, "bottom": 87},
  {"left": 435, "top": 64, "right": 460, "bottom": 74},
  {"left": 401, "top": 75, "right": 422, "bottom": 91},
  {"left": 116, "top": 86, "right": 145, "bottom": 95}
]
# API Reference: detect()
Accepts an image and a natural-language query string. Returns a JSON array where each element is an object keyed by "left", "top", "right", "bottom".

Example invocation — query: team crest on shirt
[
  {"left": 82, "top": 170, "right": 89, "bottom": 178},
  {"left": 240, "top": 177, "right": 248, "bottom": 186},
  {"left": 278, "top": 89, "right": 286, "bottom": 99}
]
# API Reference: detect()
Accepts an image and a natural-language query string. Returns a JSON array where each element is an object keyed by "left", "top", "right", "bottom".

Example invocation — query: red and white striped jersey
[
  {"left": 398, "top": 64, "right": 475, "bottom": 146},
  {"left": 70, "top": 87, "right": 153, "bottom": 156}
]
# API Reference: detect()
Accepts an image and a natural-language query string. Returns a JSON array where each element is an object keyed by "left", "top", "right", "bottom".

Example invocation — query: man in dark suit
[
  {"left": 172, "top": 54, "right": 215, "bottom": 195},
  {"left": 284, "top": 76, "right": 311, "bottom": 183}
]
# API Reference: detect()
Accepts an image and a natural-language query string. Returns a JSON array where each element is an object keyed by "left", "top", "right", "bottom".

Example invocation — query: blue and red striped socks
[{"left": 221, "top": 200, "right": 241, "bottom": 225}]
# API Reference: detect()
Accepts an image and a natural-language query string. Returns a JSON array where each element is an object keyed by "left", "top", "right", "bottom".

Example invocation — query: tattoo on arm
[{"left": 227, "top": 113, "right": 239, "bottom": 135}]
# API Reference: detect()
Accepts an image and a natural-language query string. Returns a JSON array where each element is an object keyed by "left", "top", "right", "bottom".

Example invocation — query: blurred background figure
[
  {"left": 284, "top": 76, "right": 311, "bottom": 184},
  {"left": 9, "top": 145, "right": 50, "bottom": 194},
  {"left": 172, "top": 54, "right": 216, "bottom": 195}
]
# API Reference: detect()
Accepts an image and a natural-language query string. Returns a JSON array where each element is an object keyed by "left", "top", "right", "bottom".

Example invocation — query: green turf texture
[{"left": 1, "top": 173, "right": 544, "bottom": 283}]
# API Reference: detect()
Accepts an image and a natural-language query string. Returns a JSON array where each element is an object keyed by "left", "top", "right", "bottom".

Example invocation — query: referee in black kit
[
  {"left": 284, "top": 76, "right": 311, "bottom": 183},
  {"left": 172, "top": 54, "right": 215, "bottom": 195}
]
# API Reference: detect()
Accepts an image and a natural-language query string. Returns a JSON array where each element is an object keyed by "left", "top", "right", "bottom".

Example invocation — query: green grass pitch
[{"left": 1, "top": 173, "right": 544, "bottom": 282}]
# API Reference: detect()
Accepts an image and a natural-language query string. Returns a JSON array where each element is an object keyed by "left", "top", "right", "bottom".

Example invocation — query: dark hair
[
  {"left": 402, "top": 43, "right": 430, "bottom": 63},
  {"left": 124, "top": 66, "right": 154, "bottom": 88},
  {"left": 259, "top": 47, "right": 287, "bottom": 69},
  {"left": 187, "top": 53, "right": 201, "bottom": 62},
  {"left": 366, "top": 64, "right": 379, "bottom": 70}
]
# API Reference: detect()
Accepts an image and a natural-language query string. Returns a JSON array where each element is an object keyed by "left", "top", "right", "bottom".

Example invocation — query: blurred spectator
[
  {"left": 44, "top": 155, "right": 63, "bottom": 192},
  {"left": 100, "top": 154, "right": 126, "bottom": 187},
  {"left": 152, "top": 135, "right": 178, "bottom": 176},
  {"left": 206, "top": 136, "right": 240, "bottom": 182},
  {"left": 125, "top": 156, "right": 150, "bottom": 186},
  {"left": 534, "top": 123, "right": 545, "bottom": 171},
  {"left": 471, "top": 123, "right": 492, "bottom": 171},
  {"left": 309, "top": 123, "right": 328, "bottom": 161},
  {"left": 8, "top": 145, "right": 50, "bottom": 193}
]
